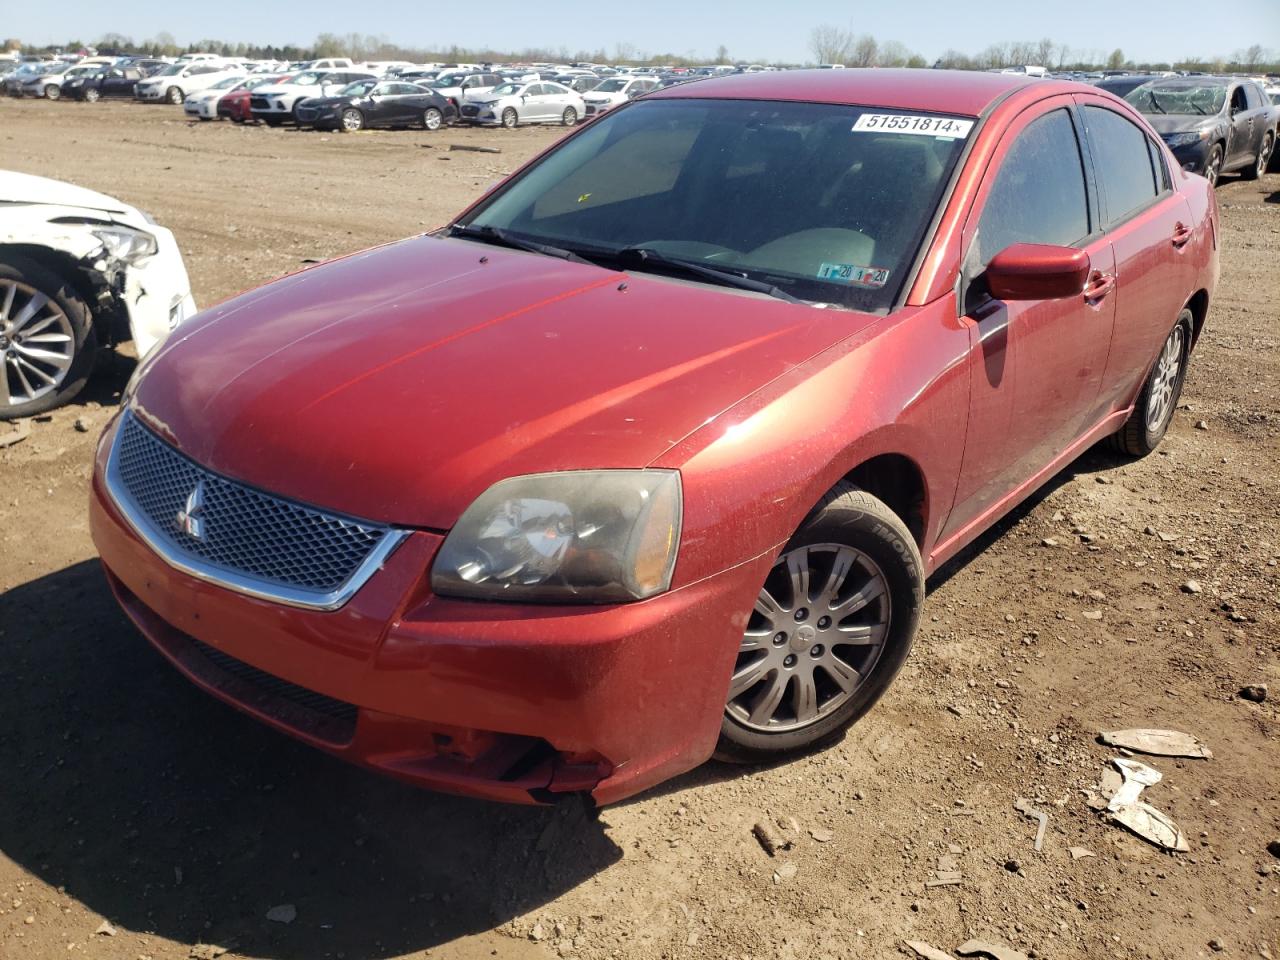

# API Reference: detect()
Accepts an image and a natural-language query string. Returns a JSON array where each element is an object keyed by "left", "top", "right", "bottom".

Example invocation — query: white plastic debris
[{"left": 1098, "top": 729, "right": 1212, "bottom": 759}]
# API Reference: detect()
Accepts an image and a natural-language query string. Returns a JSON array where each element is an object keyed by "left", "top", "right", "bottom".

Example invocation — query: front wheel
[
  {"left": 501, "top": 107, "right": 518, "bottom": 129},
  {"left": 1243, "top": 132, "right": 1273, "bottom": 181},
  {"left": 44, "top": 84, "right": 61, "bottom": 101},
  {"left": 1203, "top": 144, "right": 1223, "bottom": 187},
  {"left": 166, "top": 86, "right": 182, "bottom": 105},
  {"left": 84, "top": 87, "right": 100, "bottom": 103},
  {"left": 422, "top": 106, "right": 443, "bottom": 130},
  {"left": 561, "top": 106, "right": 578, "bottom": 126},
  {"left": 716, "top": 484, "right": 923, "bottom": 763},
  {"left": 0, "top": 255, "right": 97, "bottom": 420},
  {"left": 1109, "top": 309, "right": 1192, "bottom": 457},
  {"left": 341, "top": 108, "right": 364, "bottom": 132}
]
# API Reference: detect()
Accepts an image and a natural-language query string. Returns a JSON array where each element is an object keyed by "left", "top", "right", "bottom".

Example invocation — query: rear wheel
[
  {"left": 166, "top": 86, "right": 183, "bottom": 105},
  {"left": 0, "top": 255, "right": 97, "bottom": 420},
  {"left": 422, "top": 106, "right": 443, "bottom": 130},
  {"left": 716, "top": 484, "right": 923, "bottom": 763},
  {"left": 1203, "top": 144, "right": 1223, "bottom": 186},
  {"left": 1243, "top": 132, "right": 1273, "bottom": 181},
  {"left": 561, "top": 106, "right": 578, "bottom": 126},
  {"left": 84, "top": 87, "right": 100, "bottom": 103},
  {"left": 501, "top": 107, "right": 518, "bottom": 129},
  {"left": 1109, "top": 309, "right": 1192, "bottom": 457},
  {"left": 341, "top": 108, "right": 364, "bottom": 132}
]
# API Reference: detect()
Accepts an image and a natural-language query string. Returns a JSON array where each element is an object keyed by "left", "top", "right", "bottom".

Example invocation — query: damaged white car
[{"left": 0, "top": 172, "right": 196, "bottom": 418}]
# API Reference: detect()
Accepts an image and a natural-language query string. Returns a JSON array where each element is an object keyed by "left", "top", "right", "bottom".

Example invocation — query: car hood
[
  {"left": 0, "top": 170, "right": 130, "bottom": 213},
  {"left": 1143, "top": 114, "right": 1223, "bottom": 135},
  {"left": 131, "top": 234, "right": 874, "bottom": 530}
]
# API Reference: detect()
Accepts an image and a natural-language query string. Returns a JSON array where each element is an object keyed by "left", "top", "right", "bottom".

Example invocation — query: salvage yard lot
[{"left": 1, "top": 98, "right": 1278, "bottom": 960}]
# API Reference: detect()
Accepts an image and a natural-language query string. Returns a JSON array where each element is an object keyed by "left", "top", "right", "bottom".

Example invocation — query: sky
[{"left": 6, "top": 0, "right": 1279, "bottom": 65}]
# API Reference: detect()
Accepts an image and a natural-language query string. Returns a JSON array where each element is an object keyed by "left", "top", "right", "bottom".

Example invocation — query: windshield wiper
[
  {"left": 612, "top": 246, "right": 803, "bottom": 305},
  {"left": 449, "top": 223, "right": 596, "bottom": 265},
  {"left": 1147, "top": 93, "right": 1168, "bottom": 114}
]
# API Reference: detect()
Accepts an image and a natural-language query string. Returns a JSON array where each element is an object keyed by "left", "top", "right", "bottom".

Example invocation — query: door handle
[
  {"left": 1083, "top": 271, "right": 1116, "bottom": 302},
  {"left": 1171, "top": 222, "right": 1193, "bottom": 248}
]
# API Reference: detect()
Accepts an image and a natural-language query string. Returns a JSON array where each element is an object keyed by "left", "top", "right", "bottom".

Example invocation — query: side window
[
  {"left": 1230, "top": 86, "right": 1248, "bottom": 114},
  {"left": 1082, "top": 105, "right": 1158, "bottom": 226},
  {"left": 1243, "top": 83, "right": 1265, "bottom": 110},
  {"left": 974, "top": 108, "right": 1090, "bottom": 270},
  {"left": 1148, "top": 137, "right": 1171, "bottom": 192}
]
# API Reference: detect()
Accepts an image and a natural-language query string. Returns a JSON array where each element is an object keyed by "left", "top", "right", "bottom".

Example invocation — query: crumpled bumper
[
  {"left": 123, "top": 224, "right": 197, "bottom": 357},
  {"left": 89, "top": 414, "right": 772, "bottom": 805}
]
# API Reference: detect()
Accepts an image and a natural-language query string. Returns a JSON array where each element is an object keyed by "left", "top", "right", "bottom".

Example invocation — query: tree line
[{"left": 5, "top": 29, "right": 1278, "bottom": 75}]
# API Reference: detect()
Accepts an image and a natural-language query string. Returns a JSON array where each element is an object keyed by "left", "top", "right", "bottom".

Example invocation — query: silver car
[{"left": 460, "top": 81, "right": 586, "bottom": 128}]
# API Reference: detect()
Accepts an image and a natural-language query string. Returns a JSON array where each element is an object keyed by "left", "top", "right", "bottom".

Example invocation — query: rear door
[
  {"left": 945, "top": 99, "right": 1115, "bottom": 537},
  {"left": 1076, "top": 97, "right": 1199, "bottom": 414}
]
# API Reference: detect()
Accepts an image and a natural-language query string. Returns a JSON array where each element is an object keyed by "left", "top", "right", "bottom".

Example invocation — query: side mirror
[{"left": 984, "top": 243, "right": 1090, "bottom": 301}]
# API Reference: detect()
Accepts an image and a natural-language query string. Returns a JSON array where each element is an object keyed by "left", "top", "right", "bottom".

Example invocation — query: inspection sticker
[
  {"left": 817, "top": 263, "right": 890, "bottom": 287},
  {"left": 852, "top": 113, "right": 974, "bottom": 139}
]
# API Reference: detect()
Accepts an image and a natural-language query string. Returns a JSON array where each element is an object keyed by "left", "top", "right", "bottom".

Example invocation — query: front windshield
[
  {"left": 593, "top": 78, "right": 627, "bottom": 93},
  {"left": 432, "top": 73, "right": 466, "bottom": 87},
  {"left": 40, "top": 63, "right": 71, "bottom": 76},
  {"left": 293, "top": 71, "right": 323, "bottom": 86},
  {"left": 157, "top": 64, "right": 183, "bottom": 77},
  {"left": 1125, "top": 83, "right": 1227, "bottom": 116},
  {"left": 341, "top": 79, "right": 376, "bottom": 96},
  {"left": 209, "top": 76, "right": 242, "bottom": 90},
  {"left": 490, "top": 83, "right": 523, "bottom": 97},
  {"left": 460, "top": 98, "right": 970, "bottom": 312}
]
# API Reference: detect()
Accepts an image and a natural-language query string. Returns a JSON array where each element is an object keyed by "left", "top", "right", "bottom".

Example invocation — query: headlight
[
  {"left": 92, "top": 225, "right": 158, "bottom": 264},
  {"left": 431, "top": 470, "right": 682, "bottom": 603},
  {"left": 1163, "top": 130, "right": 1209, "bottom": 148}
]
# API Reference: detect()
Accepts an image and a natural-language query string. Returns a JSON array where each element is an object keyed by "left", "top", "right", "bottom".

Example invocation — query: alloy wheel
[
  {"left": 1145, "top": 323, "right": 1184, "bottom": 433},
  {"left": 562, "top": 107, "right": 577, "bottom": 126},
  {"left": 1259, "top": 137, "right": 1274, "bottom": 178},
  {"left": 85, "top": 88, "right": 99, "bottom": 103},
  {"left": 1204, "top": 147, "right": 1222, "bottom": 186},
  {"left": 423, "top": 107, "right": 442, "bottom": 130},
  {"left": 502, "top": 108, "right": 518, "bottom": 129},
  {"left": 726, "top": 543, "right": 891, "bottom": 732},
  {"left": 341, "top": 109, "right": 363, "bottom": 132},
  {"left": 0, "top": 280, "right": 75, "bottom": 409}
]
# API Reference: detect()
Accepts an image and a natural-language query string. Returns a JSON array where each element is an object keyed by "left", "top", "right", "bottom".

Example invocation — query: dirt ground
[{"left": 1, "top": 98, "right": 1278, "bottom": 960}]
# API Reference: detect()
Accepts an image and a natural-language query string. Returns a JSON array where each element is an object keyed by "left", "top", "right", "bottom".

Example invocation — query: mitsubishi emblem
[{"left": 176, "top": 480, "right": 207, "bottom": 540}]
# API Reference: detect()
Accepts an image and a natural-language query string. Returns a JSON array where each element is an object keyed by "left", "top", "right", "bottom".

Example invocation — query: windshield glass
[
  {"left": 209, "top": 76, "right": 242, "bottom": 90},
  {"left": 432, "top": 73, "right": 466, "bottom": 87},
  {"left": 1125, "top": 83, "right": 1227, "bottom": 116},
  {"left": 341, "top": 79, "right": 377, "bottom": 96},
  {"left": 157, "top": 64, "right": 183, "bottom": 77},
  {"left": 593, "top": 78, "right": 627, "bottom": 93},
  {"left": 490, "top": 83, "right": 523, "bottom": 97},
  {"left": 461, "top": 98, "right": 970, "bottom": 312},
  {"left": 292, "top": 71, "right": 324, "bottom": 86}
]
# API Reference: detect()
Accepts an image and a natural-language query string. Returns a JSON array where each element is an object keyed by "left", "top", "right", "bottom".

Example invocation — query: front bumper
[
  {"left": 118, "top": 225, "right": 197, "bottom": 356},
  {"left": 90, "top": 415, "right": 770, "bottom": 805},
  {"left": 184, "top": 99, "right": 219, "bottom": 119},
  {"left": 1166, "top": 138, "right": 1212, "bottom": 174},
  {"left": 135, "top": 86, "right": 165, "bottom": 102}
]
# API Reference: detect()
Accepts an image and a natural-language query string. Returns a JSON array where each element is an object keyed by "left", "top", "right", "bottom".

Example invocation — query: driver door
[
  {"left": 942, "top": 100, "right": 1115, "bottom": 541},
  {"left": 1227, "top": 85, "right": 1254, "bottom": 167}
]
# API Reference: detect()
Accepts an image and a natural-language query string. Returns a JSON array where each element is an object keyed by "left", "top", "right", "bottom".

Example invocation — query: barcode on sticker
[{"left": 853, "top": 114, "right": 974, "bottom": 139}]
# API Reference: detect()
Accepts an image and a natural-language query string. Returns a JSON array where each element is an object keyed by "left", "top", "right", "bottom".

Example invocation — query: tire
[
  {"left": 422, "top": 106, "right": 443, "bottom": 130},
  {"left": 0, "top": 255, "right": 97, "bottom": 420},
  {"left": 561, "top": 106, "right": 578, "bottom": 126},
  {"left": 501, "top": 107, "right": 518, "bottom": 129},
  {"left": 84, "top": 87, "right": 100, "bottom": 103},
  {"left": 340, "top": 108, "right": 364, "bottom": 132},
  {"left": 1109, "top": 309, "right": 1193, "bottom": 458},
  {"left": 1243, "top": 132, "right": 1273, "bottom": 181},
  {"left": 715, "top": 483, "right": 924, "bottom": 763},
  {"left": 44, "top": 84, "right": 61, "bottom": 101},
  {"left": 166, "top": 86, "right": 183, "bottom": 105},
  {"left": 1203, "top": 144, "right": 1223, "bottom": 187}
]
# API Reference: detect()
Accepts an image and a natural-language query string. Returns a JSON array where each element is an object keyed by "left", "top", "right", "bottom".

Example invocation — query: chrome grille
[{"left": 109, "top": 411, "right": 403, "bottom": 606}]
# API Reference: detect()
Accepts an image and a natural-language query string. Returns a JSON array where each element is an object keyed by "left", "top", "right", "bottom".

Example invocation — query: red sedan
[{"left": 91, "top": 69, "right": 1218, "bottom": 805}]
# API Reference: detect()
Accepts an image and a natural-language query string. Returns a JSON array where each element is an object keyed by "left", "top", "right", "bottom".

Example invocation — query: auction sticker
[
  {"left": 852, "top": 113, "right": 974, "bottom": 139},
  {"left": 817, "top": 263, "right": 890, "bottom": 287}
]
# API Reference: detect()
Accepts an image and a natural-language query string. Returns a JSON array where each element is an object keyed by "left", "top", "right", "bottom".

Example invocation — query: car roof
[{"left": 650, "top": 68, "right": 1050, "bottom": 117}]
